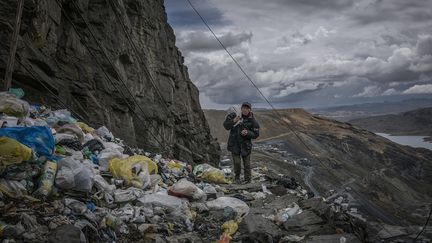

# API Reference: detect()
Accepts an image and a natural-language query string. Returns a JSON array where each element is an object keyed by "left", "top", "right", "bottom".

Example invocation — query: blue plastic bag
[{"left": 0, "top": 126, "right": 55, "bottom": 158}]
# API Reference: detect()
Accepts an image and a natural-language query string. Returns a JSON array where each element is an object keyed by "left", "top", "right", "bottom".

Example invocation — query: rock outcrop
[{"left": 0, "top": 0, "right": 220, "bottom": 164}]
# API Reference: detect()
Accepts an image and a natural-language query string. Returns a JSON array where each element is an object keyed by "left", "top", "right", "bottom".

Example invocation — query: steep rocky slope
[
  {"left": 0, "top": 0, "right": 220, "bottom": 164},
  {"left": 205, "top": 108, "right": 432, "bottom": 225}
]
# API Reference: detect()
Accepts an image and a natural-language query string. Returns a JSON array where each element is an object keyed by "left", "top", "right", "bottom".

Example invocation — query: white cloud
[
  {"left": 403, "top": 84, "right": 432, "bottom": 94},
  {"left": 166, "top": 0, "right": 432, "bottom": 107}
]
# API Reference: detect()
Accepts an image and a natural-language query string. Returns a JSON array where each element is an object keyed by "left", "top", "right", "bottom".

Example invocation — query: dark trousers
[{"left": 232, "top": 153, "right": 251, "bottom": 181}]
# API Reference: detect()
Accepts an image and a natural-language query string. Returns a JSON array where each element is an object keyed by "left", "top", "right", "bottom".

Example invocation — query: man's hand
[
  {"left": 241, "top": 129, "right": 248, "bottom": 136},
  {"left": 233, "top": 116, "right": 241, "bottom": 123}
]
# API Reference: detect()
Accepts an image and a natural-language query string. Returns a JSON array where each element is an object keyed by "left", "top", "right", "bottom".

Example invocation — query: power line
[
  {"left": 185, "top": 0, "right": 404, "bottom": 237},
  {"left": 53, "top": 0, "right": 168, "bottom": 152}
]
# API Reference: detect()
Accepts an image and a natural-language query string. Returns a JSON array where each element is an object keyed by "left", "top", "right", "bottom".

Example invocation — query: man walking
[{"left": 223, "top": 102, "right": 260, "bottom": 183}]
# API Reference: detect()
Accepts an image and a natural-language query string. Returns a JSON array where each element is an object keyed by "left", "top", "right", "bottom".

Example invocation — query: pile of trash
[
  {"left": 0, "top": 90, "right": 250, "bottom": 242},
  {"left": 2, "top": 90, "right": 377, "bottom": 243}
]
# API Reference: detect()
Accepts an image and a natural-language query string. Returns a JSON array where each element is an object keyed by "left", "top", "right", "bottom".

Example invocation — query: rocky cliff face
[{"left": 0, "top": 0, "right": 220, "bottom": 164}]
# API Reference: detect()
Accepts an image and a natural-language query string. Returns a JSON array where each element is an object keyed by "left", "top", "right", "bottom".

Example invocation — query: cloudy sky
[{"left": 164, "top": 0, "right": 432, "bottom": 109}]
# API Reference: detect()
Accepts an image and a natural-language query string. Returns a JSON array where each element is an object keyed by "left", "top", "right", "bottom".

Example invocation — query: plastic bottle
[{"left": 34, "top": 160, "right": 57, "bottom": 197}]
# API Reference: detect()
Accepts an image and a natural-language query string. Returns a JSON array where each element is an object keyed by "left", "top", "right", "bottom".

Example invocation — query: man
[{"left": 223, "top": 102, "right": 260, "bottom": 183}]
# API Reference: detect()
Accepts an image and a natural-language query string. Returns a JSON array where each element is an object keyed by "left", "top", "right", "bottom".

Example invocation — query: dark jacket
[{"left": 223, "top": 112, "right": 260, "bottom": 156}]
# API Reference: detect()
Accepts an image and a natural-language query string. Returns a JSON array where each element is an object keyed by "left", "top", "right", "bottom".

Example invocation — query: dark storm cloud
[
  {"left": 349, "top": 0, "right": 432, "bottom": 26},
  {"left": 164, "top": 0, "right": 228, "bottom": 27},
  {"left": 177, "top": 31, "right": 252, "bottom": 52},
  {"left": 165, "top": 0, "right": 432, "bottom": 108}
]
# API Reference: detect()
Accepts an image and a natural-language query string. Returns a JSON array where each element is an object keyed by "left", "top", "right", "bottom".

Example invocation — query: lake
[{"left": 376, "top": 133, "right": 432, "bottom": 150}]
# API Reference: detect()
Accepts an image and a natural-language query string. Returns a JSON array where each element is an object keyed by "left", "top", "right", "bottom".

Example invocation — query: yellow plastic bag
[
  {"left": 0, "top": 137, "right": 32, "bottom": 167},
  {"left": 222, "top": 220, "right": 238, "bottom": 236},
  {"left": 194, "top": 163, "right": 230, "bottom": 184},
  {"left": 217, "top": 220, "right": 238, "bottom": 243},
  {"left": 109, "top": 155, "right": 158, "bottom": 188},
  {"left": 201, "top": 170, "right": 230, "bottom": 184},
  {"left": 76, "top": 122, "right": 94, "bottom": 133},
  {"left": 167, "top": 160, "right": 184, "bottom": 170}
]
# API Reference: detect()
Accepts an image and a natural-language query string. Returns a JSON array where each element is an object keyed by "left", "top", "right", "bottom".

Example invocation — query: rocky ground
[
  {"left": 205, "top": 108, "right": 432, "bottom": 228},
  {"left": 220, "top": 143, "right": 432, "bottom": 242}
]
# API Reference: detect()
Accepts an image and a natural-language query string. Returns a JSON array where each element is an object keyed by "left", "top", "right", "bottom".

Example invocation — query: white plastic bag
[
  {"left": 0, "top": 92, "right": 30, "bottom": 117},
  {"left": 137, "top": 194, "right": 189, "bottom": 211},
  {"left": 96, "top": 126, "right": 114, "bottom": 140},
  {"left": 206, "top": 197, "right": 250, "bottom": 219},
  {"left": 56, "top": 157, "right": 95, "bottom": 192},
  {"left": 168, "top": 178, "right": 206, "bottom": 202},
  {"left": 98, "top": 148, "right": 125, "bottom": 172},
  {"left": 114, "top": 188, "right": 145, "bottom": 203}
]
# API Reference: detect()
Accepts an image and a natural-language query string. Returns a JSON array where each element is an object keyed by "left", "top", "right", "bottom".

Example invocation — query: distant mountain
[
  {"left": 204, "top": 108, "right": 432, "bottom": 225},
  {"left": 308, "top": 98, "right": 432, "bottom": 121},
  {"left": 349, "top": 107, "right": 432, "bottom": 140}
]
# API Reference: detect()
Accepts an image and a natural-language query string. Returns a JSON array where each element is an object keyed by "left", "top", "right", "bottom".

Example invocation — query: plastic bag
[
  {"left": 98, "top": 148, "right": 124, "bottom": 172},
  {"left": 167, "top": 160, "right": 185, "bottom": 170},
  {"left": 0, "top": 115, "right": 19, "bottom": 127},
  {"left": 168, "top": 178, "right": 207, "bottom": 202},
  {"left": 83, "top": 139, "right": 104, "bottom": 153},
  {"left": 114, "top": 188, "right": 145, "bottom": 203},
  {"left": 96, "top": 126, "right": 114, "bottom": 140},
  {"left": 0, "top": 126, "right": 55, "bottom": 158},
  {"left": 57, "top": 138, "right": 82, "bottom": 151},
  {"left": 8, "top": 88, "right": 24, "bottom": 98},
  {"left": 222, "top": 220, "right": 238, "bottom": 235},
  {"left": 137, "top": 194, "right": 189, "bottom": 211},
  {"left": 193, "top": 163, "right": 230, "bottom": 184},
  {"left": 218, "top": 233, "right": 232, "bottom": 243},
  {"left": 57, "top": 124, "right": 84, "bottom": 142},
  {"left": 46, "top": 109, "right": 76, "bottom": 125},
  {"left": 109, "top": 155, "right": 157, "bottom": 189},
  {"left": 274, "top": 203, "right": 302, "bottom": 225},
  {"left": 0, "top": 92, "right": 30, "bottom": 117},
  {"left": 76, "top": 122, "right": 94, "bottom": 133},
  {"left": 0, "top": 137, "right": 32, "bottom": 167},
  {"left": 206, "top": 197, "right": 250, "bottom": 219},
  {"left": 94, "top": 175, "right": 115, "bottom": 194},
  {"left": 56, "top": 157, "right": 95, "bottom": 192}
]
